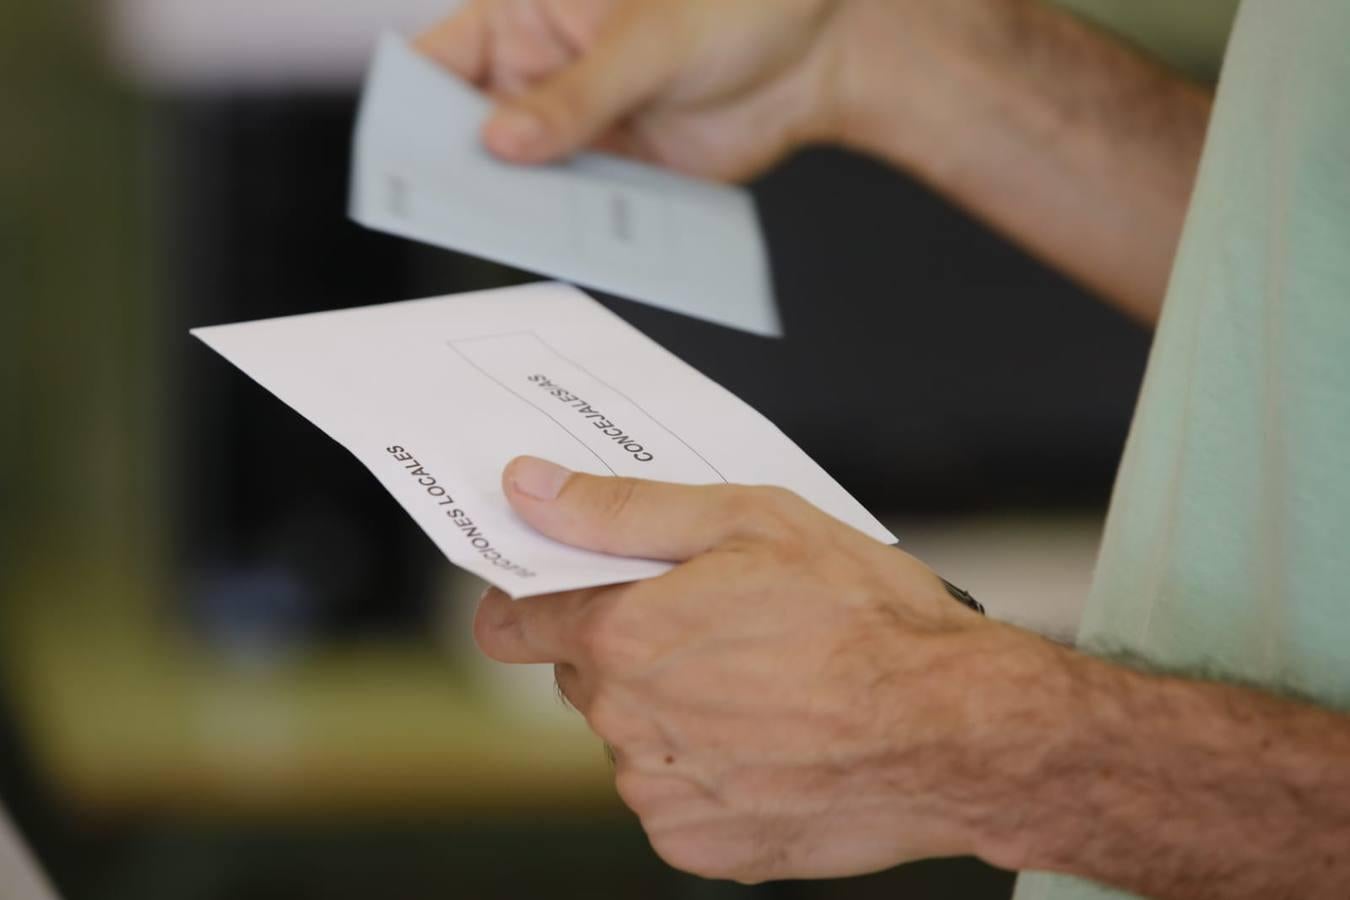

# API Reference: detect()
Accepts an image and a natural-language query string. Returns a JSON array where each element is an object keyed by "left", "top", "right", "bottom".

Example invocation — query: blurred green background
[{"left": 2, "top": 1, "right": 1236, "bottom": 898}]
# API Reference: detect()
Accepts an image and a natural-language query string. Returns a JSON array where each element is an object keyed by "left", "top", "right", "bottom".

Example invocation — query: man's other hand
[{"left": 414, "top": 0, "right": 851, "bottom": 180}]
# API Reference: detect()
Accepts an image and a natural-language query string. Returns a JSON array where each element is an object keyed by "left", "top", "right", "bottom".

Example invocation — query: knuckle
[
  {"left": 576, "top": 591, "right": 647, "bottom": 668},
  {"left": 720, "top": 487, "right": 773, "bottom": 532},
  {"left": 649, "top": 831, "right": 741, "bottom": 882},
  {"left": 539, "top": 71, "right": 597, "bottom": 132},
  {"left": 575, "top": 601, "right": 620, "bottom": 662},
  {"left": 613, "top": 770, "right": 653, "bottom": 816},
  {"left": 726, "top": 485, "right": 813, "bottom": 546},
  {"left": 757, "top": 484, "right": 810, "bottom": 521},
  {"left": 585, "top": 690, "right": 627, "bottom": 742},
  {"left": 648, "top": 832, "right": 707, "bottom": 877}
]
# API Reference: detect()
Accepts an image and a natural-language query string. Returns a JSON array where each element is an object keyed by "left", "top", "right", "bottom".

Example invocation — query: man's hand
[
  {"left": 474, "top": 463, "right": 1350, "bottom": 897},
  {"left": 415, "top": 0, "right": 850, "bottom": 180},
  {"left": 475, "top": 456, "right": 1066, "bottom": 882},
  {"left": 419, "top": 0, "right": 1210, "bottom": 321}
]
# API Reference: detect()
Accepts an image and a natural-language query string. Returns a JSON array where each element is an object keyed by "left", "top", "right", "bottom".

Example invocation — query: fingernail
[
  {"left": 488, "top": 108, "right": 546, "bottom": 156},
  {"left": 509, "top": 456, "right": 572, "bottom": 501}
]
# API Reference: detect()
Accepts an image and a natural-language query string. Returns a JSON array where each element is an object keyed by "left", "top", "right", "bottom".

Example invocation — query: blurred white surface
[
  {"left": 108, "top": 0, "right": 460, "bottom": 87},
  {"left": 894, "top": 514, "right": 1100, "bottom": 643},
  {"left": 0, "top": 803, "right": 60, "bottom": 900}
]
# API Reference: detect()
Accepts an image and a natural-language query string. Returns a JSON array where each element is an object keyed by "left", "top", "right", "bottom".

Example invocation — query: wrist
[
  {"left": 861, "top": 616, "right": 1089, "bottom": 868},
  {"left": 796, "top": 0, "right": 868, "bottom": 148},
  {"left": 966, "top": 645, "right": 1165, "bottom": 874},
  {"left": 936, "top": 628, "right": 1100, "bottom": 870},
  {"left": 827, "top": 0, "right": 1035, "bottom": 176}
]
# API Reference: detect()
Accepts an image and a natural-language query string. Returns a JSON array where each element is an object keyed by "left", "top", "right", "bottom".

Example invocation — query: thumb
[
  {"left": 501, "top": 456, "right": 763, "bottom": 561},
  {"left": 482, "top": 11, "right": 679, "bottom": 162}
]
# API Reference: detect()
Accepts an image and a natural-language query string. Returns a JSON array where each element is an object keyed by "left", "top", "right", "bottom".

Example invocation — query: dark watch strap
[{"left": 941, "top": 578, "right": 986, "bottom": 616}]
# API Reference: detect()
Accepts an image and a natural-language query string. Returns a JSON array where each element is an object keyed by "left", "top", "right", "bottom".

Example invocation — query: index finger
[{"left": 474, "top": 584, "right": 601, "bottom": 665}]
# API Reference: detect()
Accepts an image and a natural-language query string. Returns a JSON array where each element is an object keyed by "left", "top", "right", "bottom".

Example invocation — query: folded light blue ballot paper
[
  {"left": 193, "top": 284, "right": 892, "bottom": 598},
  {"left": 350, "top": 33, "right": 781, "bottom": 337}
]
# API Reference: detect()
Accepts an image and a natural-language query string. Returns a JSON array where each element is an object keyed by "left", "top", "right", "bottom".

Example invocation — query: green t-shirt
[{"left": 1015, "top": 0, "right": 1350, "bottom": 897}]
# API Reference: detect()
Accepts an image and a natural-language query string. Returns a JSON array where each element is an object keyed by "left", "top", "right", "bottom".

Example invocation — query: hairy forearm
[
  {"left": 829, "top": 0, "right": 1211, "bottom": 323},
  {"left": 973, "top": 644, "right": 1350, "bottom": 898}
]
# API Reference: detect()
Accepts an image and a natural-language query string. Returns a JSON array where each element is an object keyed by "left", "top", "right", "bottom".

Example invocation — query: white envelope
[
  {"left": 192, "top": 283, "right": 893, "bottom": 597},
  {"left": 350, "top": 33, "right": 781, "bottom": 337}
]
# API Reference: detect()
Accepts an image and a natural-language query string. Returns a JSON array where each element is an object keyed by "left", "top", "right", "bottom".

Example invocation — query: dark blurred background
[{"left": 1, "top": 1, "right": 1237, "bottom": 898}]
